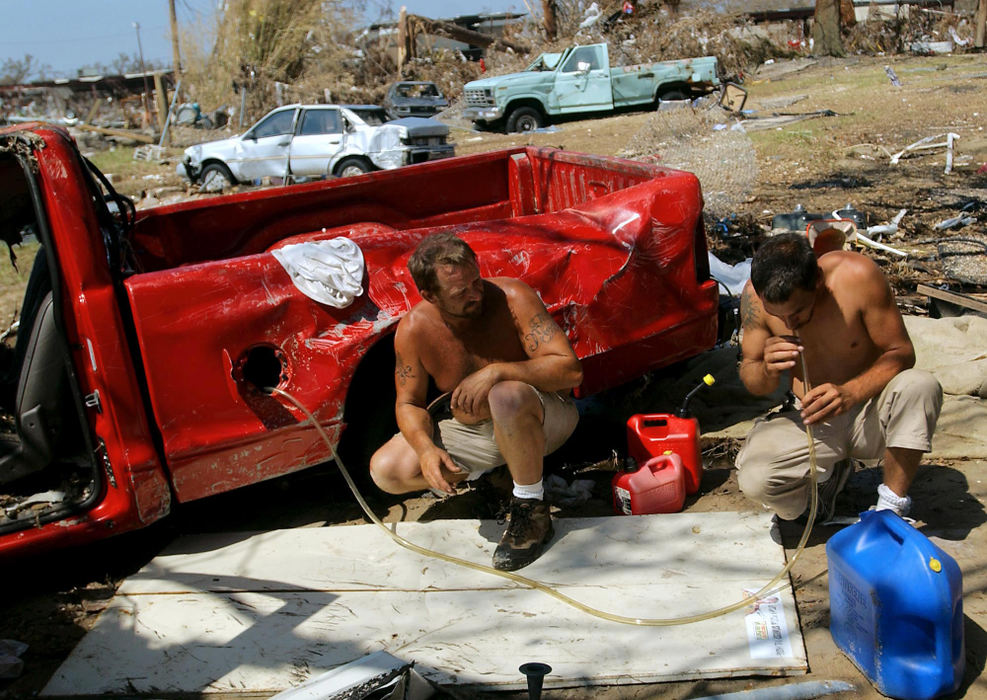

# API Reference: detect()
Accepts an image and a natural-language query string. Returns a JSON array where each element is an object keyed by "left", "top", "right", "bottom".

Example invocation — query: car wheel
[
  {"left": 334, "top": 157, "right": 372, "bottom": 178},
  {"left": 200, "top": 163, "right": 235, "bottom": 192},
  {"left": 506, "top": 107, "right": 543, "bottom": 133}
]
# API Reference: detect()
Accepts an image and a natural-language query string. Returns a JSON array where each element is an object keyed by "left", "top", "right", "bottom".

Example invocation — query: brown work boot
[
  {"left": 492, "top": 497, "right": 554, "bottom": 571},
  {"left": 815, "top": 458, "right": 855, "bottom": 523}
]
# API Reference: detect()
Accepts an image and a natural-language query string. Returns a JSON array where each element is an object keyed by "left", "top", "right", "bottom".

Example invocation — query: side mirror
[{"left": 577, "top": 61, "right": 592, "bottom": 74}]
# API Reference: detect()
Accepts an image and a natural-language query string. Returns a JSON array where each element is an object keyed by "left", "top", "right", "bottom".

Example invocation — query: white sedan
[{"left": 178, "top": 104, "right": 455, "bottom": 191}]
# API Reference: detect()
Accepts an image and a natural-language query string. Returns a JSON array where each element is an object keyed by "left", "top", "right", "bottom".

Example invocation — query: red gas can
[
  {"left": 612, "top": 453, "right": 687, "bottom": 515},
  {"left": 626, "top": 413, "right": 702, "bottom": 494}
]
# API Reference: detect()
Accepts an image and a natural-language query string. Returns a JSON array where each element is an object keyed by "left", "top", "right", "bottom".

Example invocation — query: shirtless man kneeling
[
  {"left": 370, "top": 233, "right": 583, "bottom": 571},
  {"left": 736, "top": 232, "right": 942, "bottom": 522}
]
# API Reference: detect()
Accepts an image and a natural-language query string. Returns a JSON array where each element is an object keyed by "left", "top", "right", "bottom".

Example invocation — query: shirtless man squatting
[
  {"left": 736, "top": 232, "right": 943, "bottom": 523},
  {"left": 369, "top": 233, "right": 582, "bottom": 571}
]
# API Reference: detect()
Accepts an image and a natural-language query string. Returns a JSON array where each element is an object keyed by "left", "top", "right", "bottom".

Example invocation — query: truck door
[
  {"left": 555, "top": 45, "right": 613, "bottom": 113},
  {"left": 288, "top": 108, "right": 343, "bottom": 179},
  {"left": 234, "top": 108, "right": 297, "bottom": 182}
]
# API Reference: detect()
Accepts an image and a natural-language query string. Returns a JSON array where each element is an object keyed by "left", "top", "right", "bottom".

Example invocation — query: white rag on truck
[{"left": 271, "top": 238, "right": 365, "bottom": 308}]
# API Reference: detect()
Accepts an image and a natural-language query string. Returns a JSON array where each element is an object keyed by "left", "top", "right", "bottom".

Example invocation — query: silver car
[{"left": 178, "top": 104, "right": 455, "bottom": 191}]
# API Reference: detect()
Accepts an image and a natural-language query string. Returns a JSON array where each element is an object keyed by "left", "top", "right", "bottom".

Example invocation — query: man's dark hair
[
  {"left": 407, "top": 233, "right": 478, "bottom": 294},
  {"left": 750, "top": 233, "right": 820, "bottom": 303}
]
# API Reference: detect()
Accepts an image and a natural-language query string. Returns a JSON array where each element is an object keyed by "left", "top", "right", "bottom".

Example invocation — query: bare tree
[
  {"left": 542, "top": 0, "right": 558, "bottom": 39},
  {"left": 812, "top": 0, "right": 844, "bottom": 57},
  {"left": 0, "top": 55, "right": 51, "bottom": 85}
]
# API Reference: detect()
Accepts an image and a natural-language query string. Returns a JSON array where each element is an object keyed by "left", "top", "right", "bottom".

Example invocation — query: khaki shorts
[
  {"left": 735, "top": 369, "right": 942, "bottom": 520},
  {"left": 429, "top": 386, "right": 579, "bottom": 480}
]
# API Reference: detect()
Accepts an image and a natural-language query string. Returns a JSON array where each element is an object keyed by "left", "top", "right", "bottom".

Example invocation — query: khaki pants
[
  {"left": 431, "top": 387, "right": 579, "bottom": 480},
  {"left": 735, "top": 369, "right": 942, "bottom": 519}
]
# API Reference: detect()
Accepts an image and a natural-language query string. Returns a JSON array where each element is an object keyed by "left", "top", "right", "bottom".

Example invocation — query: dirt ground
[{"left": 2, "top": 53, "right": 987, "bottom": 699}]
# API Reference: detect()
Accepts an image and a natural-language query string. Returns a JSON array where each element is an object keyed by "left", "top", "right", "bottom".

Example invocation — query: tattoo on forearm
[
  {"left": 395, "top": 352, "right": 414, "bottom": 385},
  {"left": 740, "top": 288, "right": 758, "bottom": 330},
  {"left": 524, "top": 311, "right": 558, "bottom": 352}
]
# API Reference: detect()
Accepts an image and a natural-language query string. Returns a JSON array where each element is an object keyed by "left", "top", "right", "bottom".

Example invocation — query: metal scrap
[{"left": 889, "top": 133, "right": 960, "bottom": 174}]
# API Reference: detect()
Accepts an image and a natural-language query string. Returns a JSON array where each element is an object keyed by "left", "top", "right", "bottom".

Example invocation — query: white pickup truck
[{"left": 463, "top": 43, "right": 720, "bottom": 132}]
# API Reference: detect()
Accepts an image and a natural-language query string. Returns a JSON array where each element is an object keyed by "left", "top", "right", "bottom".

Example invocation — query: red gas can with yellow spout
[
  {"left": 626, "top": 414, "right": 702, "bottom": 494},
  {"left": 624, "top": 373, "right": 714, "bottom": 495},
  {"left": 612, "top": 453, "right": 687, "bottom": 515}
]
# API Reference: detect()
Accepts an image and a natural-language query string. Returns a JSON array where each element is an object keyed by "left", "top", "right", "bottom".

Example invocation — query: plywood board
[{"left": 44, "top": 512, "right": 806, "bottom": 696}]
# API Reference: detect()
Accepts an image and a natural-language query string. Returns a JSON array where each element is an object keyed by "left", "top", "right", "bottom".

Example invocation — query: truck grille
[
  {"left": 464, "top": 89, "right": 494, "bottom": 107},
  {"left": 407, "top": 136, "right": 447, "bottom": 147}
]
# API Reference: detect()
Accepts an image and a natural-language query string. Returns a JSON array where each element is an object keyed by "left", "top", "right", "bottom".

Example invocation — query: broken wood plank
[
  {"left": 917, "top": 283, "right": 987, "bottom": 315},
  {"left": 74, "top": 123, "right": 156, "bottom": 144}
]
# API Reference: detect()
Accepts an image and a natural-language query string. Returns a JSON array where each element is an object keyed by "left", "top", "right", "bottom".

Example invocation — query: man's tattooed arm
[
  {"left": 523, "top": 311, "right": 558, "bottom": 353},
  {"left": 395, "top": 352, "right": 414, "bottom": 386}
]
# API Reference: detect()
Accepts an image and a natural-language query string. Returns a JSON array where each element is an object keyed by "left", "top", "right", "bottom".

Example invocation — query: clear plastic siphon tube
[{"left": 270, "top": 355, "right": 821, "bottom": 626}]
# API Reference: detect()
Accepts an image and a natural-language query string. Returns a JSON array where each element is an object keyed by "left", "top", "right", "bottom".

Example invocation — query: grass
[
  {"left": 86, "top": 144, "right": 187, "bottom": 201},
  {"left": 0, "top": 241, "right": 41, "bottom": 337}
]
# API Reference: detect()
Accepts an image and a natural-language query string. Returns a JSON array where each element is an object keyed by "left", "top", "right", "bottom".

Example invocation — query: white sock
[
  {"left": 513, "top": 479, "right": 544, "bottom": 501},
  {"left": 875, "top": 483, "right": 911, "bottom": 515}
]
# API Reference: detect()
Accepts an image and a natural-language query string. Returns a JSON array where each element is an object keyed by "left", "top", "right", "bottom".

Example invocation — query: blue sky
[{"left": 1, "top": 0, "right": 526, "bottom": 79}]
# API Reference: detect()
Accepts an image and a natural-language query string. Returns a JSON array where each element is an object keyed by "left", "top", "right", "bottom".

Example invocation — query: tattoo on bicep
[
  {"left": 524, "top": 311, "right": 558, "bottom": 352},
  {"left": 395, "top": 352, "right": 414, "bottom": 386},
  {"left": 740, "top": 288, "right": 759, "bottom": 330}
]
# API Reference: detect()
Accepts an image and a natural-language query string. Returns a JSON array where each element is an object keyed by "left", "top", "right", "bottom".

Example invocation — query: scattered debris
[
  {"left": 935, "top": 214, "right": 977, "bottom": 231},
  {"left": 0, "top": 639, "right": 28, "bottom": 680},
  {"left": 917, "top": 283, "right": 987, "bottom": 319},
  {"left": 268, "top": 650, "right": 433, "bottom": 700},
  {"left": 692, "top": 679, "right": 855, "bottom": 699},
  {"left": 865, "top": 209, "right": 908, "bottom": 239},
  {"left": 133, "top": 144, "right": 165, "bottom": 162},
  {"left": 544, "top": 473, "right": 595, "bottom": 506},
  {"left": 936, "top": 233, "right": 987, "bottom": 285},
  {"left": 890, "top": 133, "right": 961, "bottom": 168},
  {"left": 884, "top": 65, "right": 902, "bottom": 87}
]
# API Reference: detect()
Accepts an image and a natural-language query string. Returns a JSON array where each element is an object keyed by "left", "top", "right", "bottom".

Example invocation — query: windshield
[
  {"left": 348, "top": 107, "right": 390, "bottom": 126},
  {"left": 525, "top": 52, "right": 563, "bottom": 72}
]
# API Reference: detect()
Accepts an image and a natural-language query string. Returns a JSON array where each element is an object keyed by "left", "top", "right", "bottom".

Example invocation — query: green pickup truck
[{"left": 462, "top": 43, "right": 720, "bottom": 133}]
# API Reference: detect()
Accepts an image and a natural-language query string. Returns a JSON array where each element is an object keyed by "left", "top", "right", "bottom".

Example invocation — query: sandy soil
[{"left": 2, "top": 54, "right": 987, "bottom": 699}]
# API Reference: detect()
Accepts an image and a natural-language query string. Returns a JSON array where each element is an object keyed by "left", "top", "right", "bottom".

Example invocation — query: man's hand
[
  {"left": 450, "top": 365, "right": 500, "bottom": 421},
  {"left": 801, "top": 382, "right": 855, "bottom": 424},
  {"left": 763, "top": 335, "right": 803, "bottom": 377},
  {"left": 420, "top": 446, "right": 468, "bottom": 494}
]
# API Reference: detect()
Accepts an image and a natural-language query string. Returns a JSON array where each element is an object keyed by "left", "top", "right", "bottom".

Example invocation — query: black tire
[
  {"left": 506, "top": 106, "right": 543, "bottom": 133},
  {"left": 199, "top": 163, "right": 236, "bottom": 192},
  {"left": 334, "top": 157, "right": 373, "bottom": 178}
]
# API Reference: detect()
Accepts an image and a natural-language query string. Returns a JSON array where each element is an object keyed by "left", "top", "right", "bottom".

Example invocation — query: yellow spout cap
[{"left": 702, "top": 374, "right": 715, "bottom": 386}]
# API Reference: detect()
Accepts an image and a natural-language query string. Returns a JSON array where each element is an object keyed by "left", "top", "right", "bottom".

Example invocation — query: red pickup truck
[{"left": 0, "top": 123, "right": 718, "bottom": 558}]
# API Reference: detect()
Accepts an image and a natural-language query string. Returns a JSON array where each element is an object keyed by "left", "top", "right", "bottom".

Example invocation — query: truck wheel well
[
  {"left": 337, "top": 335, "right": 398, "bottom": 479},
  {"left": 505, "top": 99, "right": 546, "bottom": 119},
  {"left": 656, "top": 83, "right": 690, "bottom": 102},
  {"left": 505, "top": 102, "right": 546, "bottom": 133}
]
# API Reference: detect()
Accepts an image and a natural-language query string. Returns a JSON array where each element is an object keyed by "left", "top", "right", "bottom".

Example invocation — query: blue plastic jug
[{"left": 826, "top": 510, "right": 964, "bottom": 699}]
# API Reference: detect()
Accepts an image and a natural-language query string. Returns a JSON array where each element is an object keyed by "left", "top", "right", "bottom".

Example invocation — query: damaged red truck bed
[{"left": 0, "top": 123, "right": 717, "bottom": 557}]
